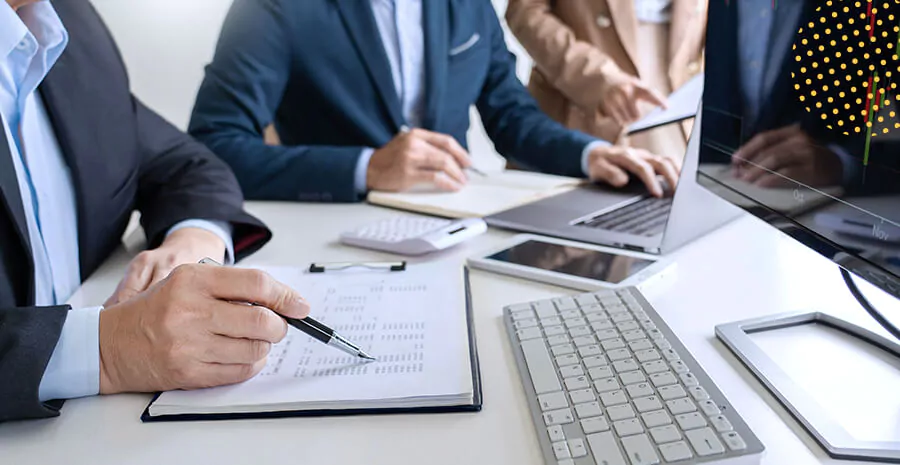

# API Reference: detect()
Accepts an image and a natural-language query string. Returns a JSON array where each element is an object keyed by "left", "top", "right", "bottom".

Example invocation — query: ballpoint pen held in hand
[{"left": 199, "top": 258, "right": 376, "bottom": 361}]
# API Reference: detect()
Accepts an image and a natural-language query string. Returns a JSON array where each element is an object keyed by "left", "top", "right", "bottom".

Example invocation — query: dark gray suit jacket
[{"left": 0, "top": 0, "right": 271, "bottom": 422}]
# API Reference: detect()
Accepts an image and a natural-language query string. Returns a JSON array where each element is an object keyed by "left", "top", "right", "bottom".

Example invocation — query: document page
[
  {"left": 150, "top": 264, "right": 472, "bottom": 415},
  {"left": 628, "top": 73, "right": 704, "bottom": 134}
]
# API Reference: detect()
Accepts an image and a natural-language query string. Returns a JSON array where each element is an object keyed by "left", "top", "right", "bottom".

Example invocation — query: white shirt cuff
[
  {"left": 355, "top": 148, "right": 376, "bottom": 194},
  {"left": 581, "top": 140, "right": 612, "bottom": 177},
  {"left": 166, "top": 219, "right": 235, "bottom": 265},
  {"left": 38, "top": 306, "right": 102, "bottom": 401}
]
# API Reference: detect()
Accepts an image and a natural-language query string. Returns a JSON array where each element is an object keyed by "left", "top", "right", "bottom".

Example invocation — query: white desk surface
[{"left": 1, "top": 201, "right": 897, "bottom": 465}]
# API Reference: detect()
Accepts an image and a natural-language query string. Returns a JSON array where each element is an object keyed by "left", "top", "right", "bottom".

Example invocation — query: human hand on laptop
[
  {"left": 367, "top": 128, "right": 472, "bottom": 192},
  {"left": 586, "top": 146, "right": 681, "bottom": 197},
  {"left": 731, "top": 124, "right": 843, "bottom": 188},
  {"left": 98, "top": 265, "right": 310, "bottom": 394}
]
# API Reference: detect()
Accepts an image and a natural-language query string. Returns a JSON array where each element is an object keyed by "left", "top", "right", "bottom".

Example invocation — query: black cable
[{"left": 841, "top": 268, "right": 900, "bottom": 341}]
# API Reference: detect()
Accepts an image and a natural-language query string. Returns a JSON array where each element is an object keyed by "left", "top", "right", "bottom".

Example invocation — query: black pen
[{"left": 199, "top": 258, "right": 376, "bottom": 361}]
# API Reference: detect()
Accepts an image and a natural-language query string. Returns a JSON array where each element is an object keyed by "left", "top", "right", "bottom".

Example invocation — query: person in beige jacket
[{"left": 507, "top": 0, "right": 707, "bottom": 163}]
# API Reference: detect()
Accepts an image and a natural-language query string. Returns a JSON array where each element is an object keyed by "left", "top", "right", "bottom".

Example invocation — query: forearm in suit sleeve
[
  {"left": 0, "top": 306, "right": 69, "bottom": 422},
  {"left": 133, "top": 97, "right": 270, "bottom": 260},
  {"left": 505, "top": 0, "right": 626, "bottom": 110},
  {"left": 188, "top": 0, "right": 364, "bottom": 203},
  {"left": 478, "top": 5, "right": 597, "bottom": 178}
]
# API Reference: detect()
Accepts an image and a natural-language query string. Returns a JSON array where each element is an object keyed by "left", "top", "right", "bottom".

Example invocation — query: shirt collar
[
  {"left": 0, "top": 2, "right": 30, "bottom": 60},
  {"left": 0, "top": 1, "right": 68, "bottom": 66}
]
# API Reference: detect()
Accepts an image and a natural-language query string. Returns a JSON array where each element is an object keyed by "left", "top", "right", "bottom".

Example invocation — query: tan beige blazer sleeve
[{"left": 506, "top": 0, "right": 627, "bottom": 111}]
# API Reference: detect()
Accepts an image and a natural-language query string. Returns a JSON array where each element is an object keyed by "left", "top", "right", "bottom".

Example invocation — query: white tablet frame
[{"left": 466, "top": 234, "right": 676, "bottom": 291}]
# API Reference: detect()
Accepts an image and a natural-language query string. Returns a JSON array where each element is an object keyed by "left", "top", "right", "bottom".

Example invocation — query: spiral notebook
[{"left": 141, "top": 264, "right": 481, "bottom": 422}]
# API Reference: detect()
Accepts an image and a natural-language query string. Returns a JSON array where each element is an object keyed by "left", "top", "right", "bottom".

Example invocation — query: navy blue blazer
[{"left": 189, "top": 0, "right": 597, "bottom": 202}]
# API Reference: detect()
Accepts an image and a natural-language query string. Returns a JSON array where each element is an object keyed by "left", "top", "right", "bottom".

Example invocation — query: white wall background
[{"left": 89, "top": 0, "right": 535, "bottom": 169}]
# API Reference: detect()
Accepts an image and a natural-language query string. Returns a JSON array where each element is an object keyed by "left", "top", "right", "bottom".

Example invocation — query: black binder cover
[{"left": 141, "top": 267, "right": 482, "bottom": 422}]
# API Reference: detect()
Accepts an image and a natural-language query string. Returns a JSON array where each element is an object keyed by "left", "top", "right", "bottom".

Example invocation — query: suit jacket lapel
[
  {"left": 422, "top": 0, "right": 448, "bottom": 131},
  {"left": 0, "top": 128, "right": 31, "bottom": 255},
  {"left": 607, "top": 1, "right": 641, "bottom": 77},
  {"left": 336, "top": 0, "right": 405, "bottom": 130}
]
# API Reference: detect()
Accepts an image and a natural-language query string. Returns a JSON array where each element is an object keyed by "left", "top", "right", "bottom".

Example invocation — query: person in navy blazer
[{"left": 189, "top": 0, "right": 682, "bottom": 203}]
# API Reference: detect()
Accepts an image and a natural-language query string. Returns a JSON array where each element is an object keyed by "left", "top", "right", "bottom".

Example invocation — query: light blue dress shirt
[
  {"left": 0, "top": 2, "right": 234, "bottom": 401},
  {"left": 354, "top": 0, "right": 604, "bottom": 192}
]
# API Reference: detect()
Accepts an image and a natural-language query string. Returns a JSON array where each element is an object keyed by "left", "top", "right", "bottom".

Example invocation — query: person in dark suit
[
  {"left": 0, "top": 0, "right": 310, "bottom": 423},
  {"left": 189, "top": 0, "right": 683, "bottom": 202}
]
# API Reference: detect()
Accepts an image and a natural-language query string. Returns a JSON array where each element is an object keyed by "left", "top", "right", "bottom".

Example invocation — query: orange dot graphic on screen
[{"left": 793, "top": 0, "right": 900, "bottom": 140}]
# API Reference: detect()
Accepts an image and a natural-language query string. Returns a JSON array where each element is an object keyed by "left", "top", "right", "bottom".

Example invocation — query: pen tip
[{"left": 360, "top": 352, "right": 377, "bottom": 362}]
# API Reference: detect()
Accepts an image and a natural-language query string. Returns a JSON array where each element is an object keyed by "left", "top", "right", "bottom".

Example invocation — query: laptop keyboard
[{"left": 576, "top": 198, "right": 673, "bottom": 237}]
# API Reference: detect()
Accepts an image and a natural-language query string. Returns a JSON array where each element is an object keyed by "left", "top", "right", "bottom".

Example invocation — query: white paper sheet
[
  {"left": 149, "top": 264, "right": 472, "bottom": 415},
  {"left": 628, "top": 74, "right": 704, "bottom": 134}
]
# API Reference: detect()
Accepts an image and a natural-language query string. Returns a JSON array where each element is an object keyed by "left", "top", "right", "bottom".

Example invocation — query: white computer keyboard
[
  {"left": 504, "top": 288, "right": 764, "bottom": 465},
  {"left": 340, "top": 216, "right": 487, "bottom": 255}
]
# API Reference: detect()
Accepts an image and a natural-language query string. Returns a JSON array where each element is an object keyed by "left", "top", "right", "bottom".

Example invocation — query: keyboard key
[
  {"left": 540, "top": 316, "right": 563, "bottom": 327},
  {"left": 607, "top": 349, "right": 631, "bottom": 361},
  {"left": 621, "top": 329, "right": 646, "bottom": 341},
  {"left": 581, "top": 304, "right": 605, "bottom": 315},
  {"left": 679, "top": 372, "right": 699, "bottom": 387},
  {"left": 611, "top": 312, "right": 634, "bottom": 323},
  {"left": 591, "top": 319, "right": 615, "bottom": 331},
  {"left": 513, "top": 318, "right": 538, "bottom": 329},
  {"left": 546, "top": 334, "right": 569, "bottom": 346},
  {"left": 581, "top": 416, "right": 610, "bottom": 434},
  {"left": 649, "top": 372, "right": 677, "bottom": 387},
  {"left": 665, "top": 398, "right": 697, "bottom": 415},
  {"left": 559, "top": 310, "right": 580, "bottom": 320},
  {"left": 572, "top": 335, "right": 595, "bottom": 347},
  {"left": 634, "top": 349, "right": 660, "bottom": 363},
  {"left": 586, "top": 312, "right": 609, "bottom": 322},
  {"left": 543, "top": 408, "right": 575, "bottom": 426},
  {"left": 641, "top": 410, "right": 672, "bottom": 428},
  {"left": 685, "top": 427, "right": 726, "bottom": 456},
  {"left": 564, "top": 317, "right": 587, "bottom": 328},
  {"left": 710, "top": 414, "right": 734, "bottom": 433},
  {"left": 607, "top": 404, "right": 636, "bottom": 421},
  {"left": 554, "top": 296, "right": 578, "bottom": 311},
  {"left": 613, "top": 359, "right": 640, "bottom": 373},
  {"left": 516, "top": 327, "right": 542, "bottom": 341},
  {"left": 661, "top": 348, "right": 680, "bottom": 361},
  {"left": 642, "top": 360, "right": 668, "bottom": 374},
  {"left": 621, "top": 433, "right": 660, "bottom": 465},
  {"left": 649, "top": 424, "right": 682, "bottom": 444},
  {"left": 613, "top": 418, "right": 644, "bottom": 436},
  {"left": 507, "top": 302, "right": 533, "bottom": 314},
  {"left": 658, "top": 385, "right": 687, "bottom": 401},
  {"left": 510, "top": 309, "right": 535, "bottom": 320},
  {"left": 556, "top": 354, "right": 579, "bottom": 366},
  {"left": 628, "top": 339, "right": 654, "bottom": 352},
  {"left": 559, "top": 365, "right": 584, "bottom": 378},
  {"left": 520, "top": 339, "right": 561, "bottom": 394},
  {"left": 594, "top": 377, "right": 620, "bottom": 393},
  {"left": 670, "top": 360, "right": 689, "bottom": 374},
  {"left": 575, "top": 401, "right": 603, "bottom": 419},
  {"left": 575, "top": 294, "right": 598, "bottom": 307},
  {"left": 633, "top": 395, "right": 663, "bottom": 413},
  {"left": 547, "top": 425, "right": 565, "bottom": 442},
  {"left": 659, "top": 441, "right": 693, "bottom": 462},
  {"left": 655, "top": 339, "right": 672, "bottom": 350},
  {"left": 699, "top": 400, "right": 721, "bottom": 416},
  {"left": 544, "top": 325, "right": 567, "bottom": 336},
  {"left": 689, "top": 386, "right": 710, "bottom": 401},
  {"left": 722, "top": 431, "right": 748, "bottom": 451},
  {"left": 537, "top": 392, "right": 568, "bottom": 411},
  {"left": 615, "top": 320, "right": 640, "bottom": 332},
  {"left": 586, "top": 431, "right": 628, "bottom": 465},
  {"left": 568, "top": 438, "right": 588, "bottom": 458},
  {"left": 569, "top": 326, "right": 592, "bottom": 337},
  {"left": 601, "top": 338, "right": 626, "bottom": 350},
  {"left": 675, "top": 412, "right": 708, "bottom": 430},
  {"left": 578, "top": 345, "right": 602, "bottom": 357},
  {"left": 569, "top": 389, "right": 595, "bottom": 404},
  {"left": 588, "top": 366, "right": 614, "bottom": 381},
  {"left": 619, "top": 370, "right": 646, "bottom": 385},
  {"left": 596, "top": 329, "right": 619, "bottom": 340},
  {"left": 646, "top": 328, "right": 664, "bottom": 340},
  {"left": 583, "top": 355, "right": 608, "bottom": 368},
  {"left": 564, "top": 375, "right": 590, "bottom": 391},
  {"left": 626, "top": 382, "right": 654, "bottom": 398},
  {"left": 600, "top": 390, "right": 628, "bottom": 407},
  {"left": 552, "top": 440, "right": 571, "bottom": 460},
  {"left": 533, "top": 301, "right": 557, "bottom": 319},
  {"left": 551, "top": 344, "right": 575, "bottom": 356}
]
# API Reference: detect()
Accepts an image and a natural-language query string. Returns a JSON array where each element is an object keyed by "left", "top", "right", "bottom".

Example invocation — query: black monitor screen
[{"left": 698, "top": 0, "right": 900, "bottom": 300}]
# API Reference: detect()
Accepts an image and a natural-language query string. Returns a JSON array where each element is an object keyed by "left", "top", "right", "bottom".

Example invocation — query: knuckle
[{"left": 249, "top": 269, "right": 272, "bottom": 296}]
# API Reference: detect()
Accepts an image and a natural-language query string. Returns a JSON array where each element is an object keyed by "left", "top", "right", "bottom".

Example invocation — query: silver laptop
[{"left": 486, "top": 109, "right": 741, "bottom": 254}]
